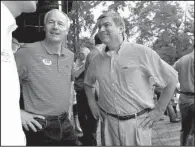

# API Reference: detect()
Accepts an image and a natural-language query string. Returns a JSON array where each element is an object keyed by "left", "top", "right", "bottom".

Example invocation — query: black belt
[
  {"left": 34, "top": 112, "right": 68, "bottom": 122},
  {"left": 179, "top": 91, "right": 195, "bottom": 96},
  {"left": 34, "top": 112, "right": 68, "bottom": 131},
  {"left": 100, "top": 108, "right": 151, "bottom": 120},
  {"left": 44, "top": 112, "right": 68, "bottom": 121}
]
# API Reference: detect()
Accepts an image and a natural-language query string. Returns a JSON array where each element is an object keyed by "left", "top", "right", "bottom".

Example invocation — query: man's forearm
[
  {"left": 84, "top": 84, "right": 98, "bottom": 110},
  {"left": 155, "top": 78, "right": 177, "bottom": 113}
]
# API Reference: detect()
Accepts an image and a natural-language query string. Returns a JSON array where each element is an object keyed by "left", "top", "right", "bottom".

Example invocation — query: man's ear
[{"left": 119, "top": 24, "right": 124, "bottom": 34}]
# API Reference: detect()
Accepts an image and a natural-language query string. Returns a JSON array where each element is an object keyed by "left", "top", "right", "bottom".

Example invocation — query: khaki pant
[{"left": 100, "top": 110, "right": 152, "bottom": 146}]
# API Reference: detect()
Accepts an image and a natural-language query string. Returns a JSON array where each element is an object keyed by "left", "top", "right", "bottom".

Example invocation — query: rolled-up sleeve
[
  {"left": 143, "top": 47, "right": 178, "bottom": 88},
  {"left": 84, "top": 59, "right": 97, "bottom": 88}
]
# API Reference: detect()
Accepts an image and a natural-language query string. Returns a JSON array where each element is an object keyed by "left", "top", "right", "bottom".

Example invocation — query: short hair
[
  {"left": 44, "top": 9, "right": 70, "bottom": 30},
  {"left": 94, "top": 34, "right": 102, "bottom": 45},
  {"left": 97, "top": 10, "right": 126, "bottom": 36}
]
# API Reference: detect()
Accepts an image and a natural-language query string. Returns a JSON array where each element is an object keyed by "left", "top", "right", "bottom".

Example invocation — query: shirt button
[
  {"left": 114, "top": 97, "right": 116, "bottom": 100},
  {"left": 112, "top": 83, "right": 114, "bottom": 86}
]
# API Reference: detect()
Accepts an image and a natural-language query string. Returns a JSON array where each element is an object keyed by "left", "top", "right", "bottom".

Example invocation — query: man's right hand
[
  {"left": 84, "top": 84, "right": 103, "bottom": 121},
  {"left": 20, "top": 110, "right": 45, "bottom": 132},
  {"left": 89, "top": 102, "right": 103, "bottom": 122}
]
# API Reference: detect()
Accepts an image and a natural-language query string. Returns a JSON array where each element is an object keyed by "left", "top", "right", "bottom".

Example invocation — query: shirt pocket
[
  {"left": 121, "top": 65, "right": 143, "bottom": 90},
  {"left": 121, "top": 65, "right": 137, "bottom": 83}
]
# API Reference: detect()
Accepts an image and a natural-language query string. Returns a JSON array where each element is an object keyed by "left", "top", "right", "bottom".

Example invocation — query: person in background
[
  {"left": 68, "top": 80, "right": 82, "bottom": 134},
  {"left": 85, "top": 34, "right": 105, "bottom": 71},
  {"left": 154, "top": 87, "right": 180, "bottom": 123},
  {"left": 1, "top": 1, "right": 37, "bottom": 145},
  {"left": 84, "top": 10, "right": 178, "bottom": 146},
  {"left": 72, "top": 47, "right": 98, "bottom": 145},
  {"left": 166, "top": 99, "right": 180, "bottom": 123},
  {"left": 173, "top": 50, "right": 194, "bottom": 146},
  {"left": 72, "top": 88, "right": 83, "bottom": 133},
  {"left": 14, "top": 9, "right": 81, "bottom": 146}
]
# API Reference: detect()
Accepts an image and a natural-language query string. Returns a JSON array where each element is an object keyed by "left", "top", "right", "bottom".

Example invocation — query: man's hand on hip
[
  {"left": 139, "top": 108, "right": 164, "bottom": 129},
  {"left": 20, "top": 110, "right": 45, "bottom": 132}
]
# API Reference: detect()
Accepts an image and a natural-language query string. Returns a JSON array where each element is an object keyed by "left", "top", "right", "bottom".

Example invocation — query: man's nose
[{"left": 53, "top": 22, "right": 59, "bottom": 29}]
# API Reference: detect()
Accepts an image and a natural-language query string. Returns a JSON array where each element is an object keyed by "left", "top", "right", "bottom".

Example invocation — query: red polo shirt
[{"left": 15, "top": 41, "right": 74, "bottom": 115}]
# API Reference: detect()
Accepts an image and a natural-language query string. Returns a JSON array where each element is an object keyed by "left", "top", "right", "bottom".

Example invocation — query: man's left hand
[{"left": 139, "top": 108, "right": 164, "bottom": 129}]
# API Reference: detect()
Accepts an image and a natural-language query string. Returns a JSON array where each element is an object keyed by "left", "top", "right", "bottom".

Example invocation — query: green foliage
[
  {"left": 66, "top": 1, "right": 194, "bottom": 65},
  {"left": 131, "top": 1, "right": 194, "bottom": 64},
  {"left": 67, "top": 1, "right": 101, "bottom": 53}
]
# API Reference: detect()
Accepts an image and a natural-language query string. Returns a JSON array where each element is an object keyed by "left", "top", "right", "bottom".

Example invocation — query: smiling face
[
  {"left": 44, "top": 10, "right": 68, "bottom": 43},
  {"left": 97, "top": 16, "right": 123, "bottom": 46}
]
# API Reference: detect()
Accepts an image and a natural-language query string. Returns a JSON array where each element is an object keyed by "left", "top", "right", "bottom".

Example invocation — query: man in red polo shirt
[{"left": 15, "top": 9, "right": 80, "bottom": 146}]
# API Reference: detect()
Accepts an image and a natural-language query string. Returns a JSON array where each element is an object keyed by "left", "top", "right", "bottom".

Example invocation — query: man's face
[
  {"left": 97, "top": 17, "right": 122, "bottom": 45},
  {"left": 19, "top": 1, "right": 37, "bottom": 13},
  {"left": 78, "top": 52, "right": 85, "bottom": 61},
  {"left": 45, "top": 11, "right": 68, "bottom": 43}
]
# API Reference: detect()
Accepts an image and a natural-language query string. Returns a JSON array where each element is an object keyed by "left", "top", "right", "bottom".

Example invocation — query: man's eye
[
  {"left": 105, "top": 23, "right": 111, "bottom": 27},
  {"left": 58, "top": 22, "right": 64, "bottom": 26}
]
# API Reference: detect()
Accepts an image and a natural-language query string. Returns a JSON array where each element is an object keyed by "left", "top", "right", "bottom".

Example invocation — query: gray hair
[{"left": 44, "top": 9, "right": 70, "bottom": 30}]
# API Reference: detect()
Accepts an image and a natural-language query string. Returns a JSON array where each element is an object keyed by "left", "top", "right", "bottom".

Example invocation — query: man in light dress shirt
[
  {"left": 84, "top": 10, "right": 178, "bottom": 146},
  {"left": 1, "top": 1, "right": 37, "bottom": 146}
]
